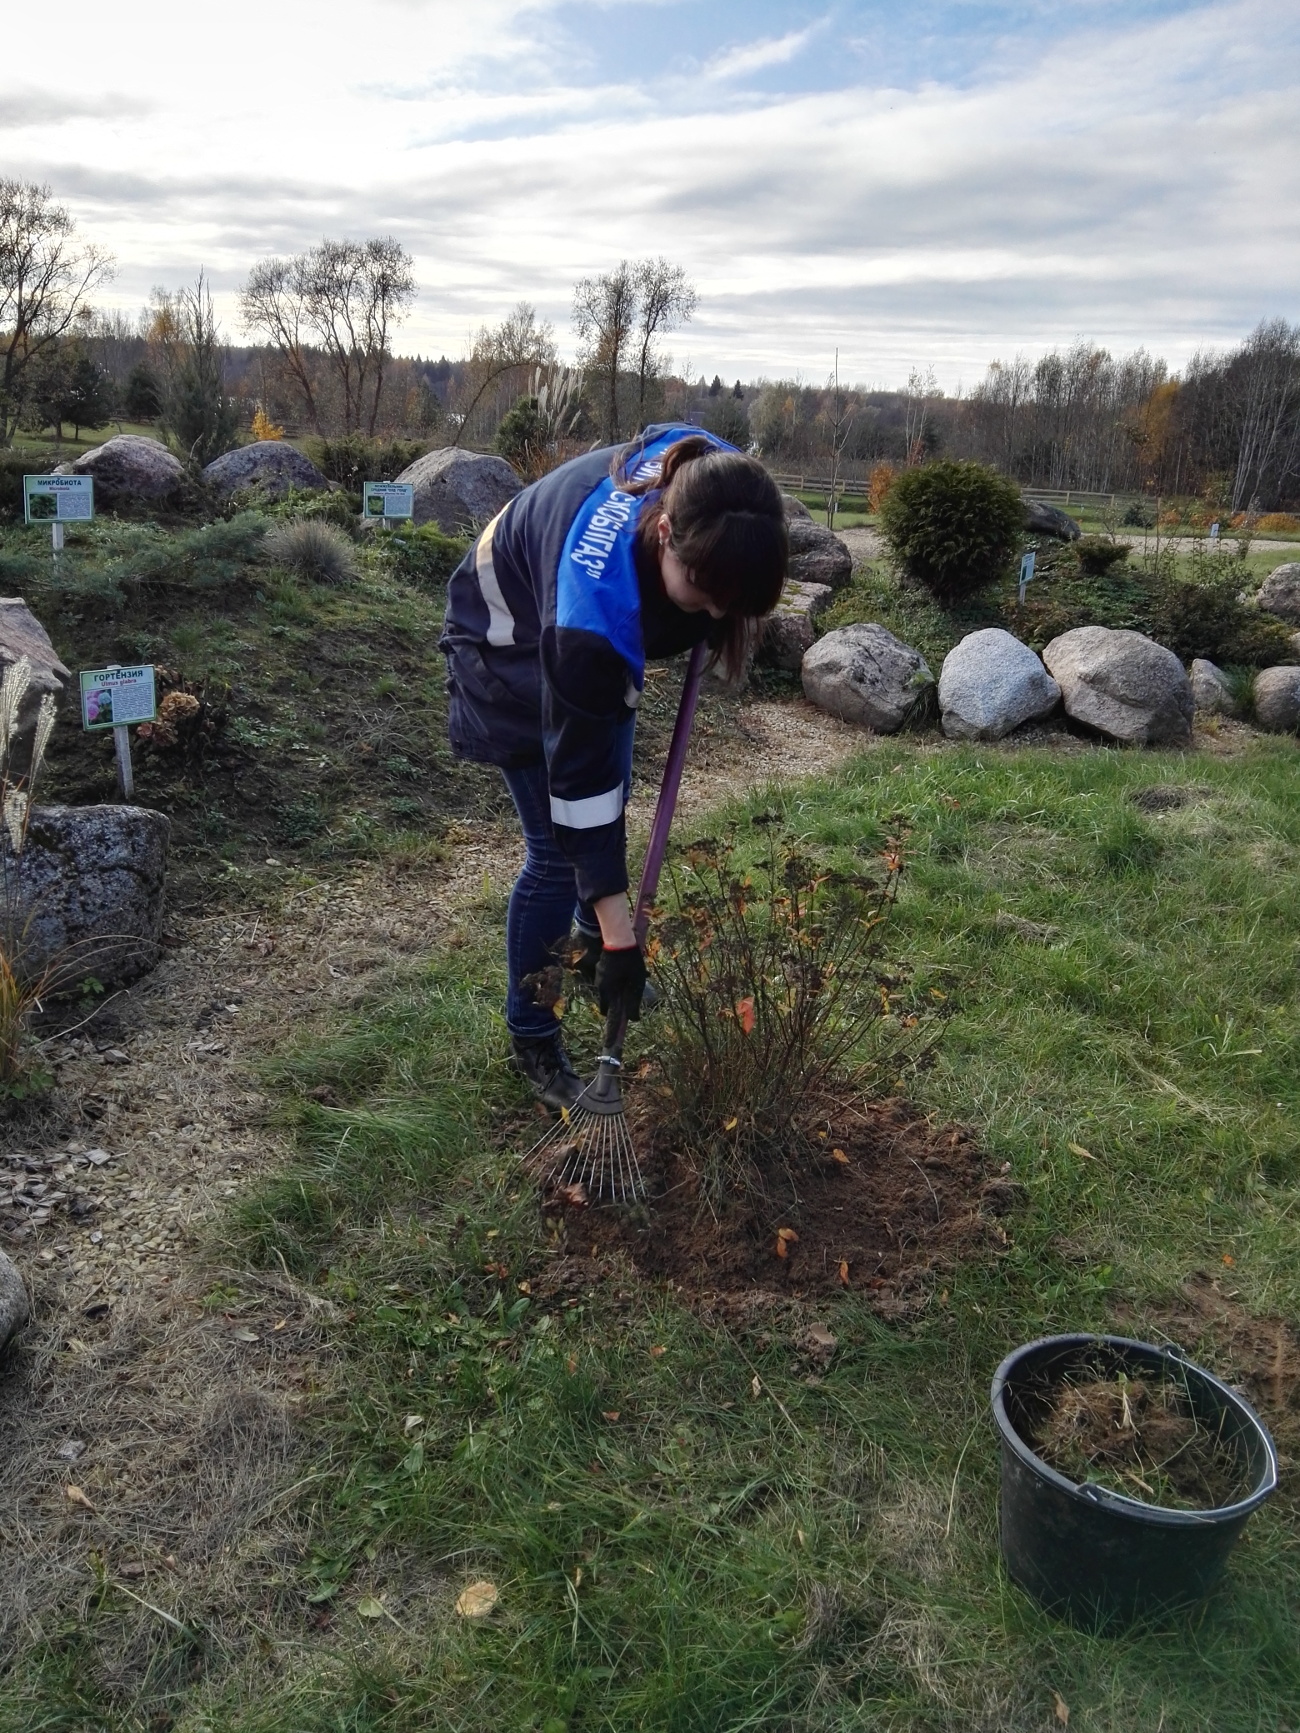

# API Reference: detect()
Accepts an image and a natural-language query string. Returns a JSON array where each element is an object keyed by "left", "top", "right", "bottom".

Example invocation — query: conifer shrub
[
  {"left": 368, "top": 522, "right": 470, "bottom": 588},
  {"left": 879, "top": 459, "right": 1025, "bottom": 601}
]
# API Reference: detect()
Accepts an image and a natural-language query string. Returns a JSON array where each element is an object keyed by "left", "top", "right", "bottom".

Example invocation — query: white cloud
[
  {"left": 2, "top": 0, "right": 1296, "bottom": 384},
  {"left": 702, "top": 24, "right": 821, "bottom": 83}
]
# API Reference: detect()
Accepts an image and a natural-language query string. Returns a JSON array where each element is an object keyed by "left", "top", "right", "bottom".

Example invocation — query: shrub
[
  {"left": 878, "top": 459, "right": 1025, "bottom": 602},
  {"left": 495, "top": 396, "right": 546, "bottom": 472},
  {"left": 1123, "top": 499, "right": 1157, "bottom": 528},
  {"left": 1143, "top": 569, "right": 1295, "bottom": 666},
  {"left": 648, "top": 824, "right": 936, "bottom": 1201},
  {"left": 1075, "top": 536, "right": 1133, "bottom": 577},
  {"left": 368, "top": 522, "right": 469, "bottom": 588},
  {"left": 243, "top": 487, "right": 358, "bottom": 532},
  {"left": 867, "top": 461, "right": 898, "bottom": 512},
  {"left": 264, "top": 519, "right": 358, "bottom": 586},
  {"left": 306, "top": 435, "right": 428, "bottom": 490}
]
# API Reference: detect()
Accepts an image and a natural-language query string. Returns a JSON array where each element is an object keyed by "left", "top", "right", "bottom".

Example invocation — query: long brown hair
[{"left": 618, "top": 435, "right": 787, "bottom": 674}]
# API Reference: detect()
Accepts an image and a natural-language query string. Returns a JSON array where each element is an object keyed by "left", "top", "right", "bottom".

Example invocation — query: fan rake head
[{"left": 525, "top": 1053, "right": 644, "bottom": 1204}]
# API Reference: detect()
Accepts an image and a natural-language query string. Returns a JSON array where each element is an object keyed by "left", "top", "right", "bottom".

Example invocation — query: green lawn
[{"left": 18, "top": 738, "right": 1295, "bottom": 1732}]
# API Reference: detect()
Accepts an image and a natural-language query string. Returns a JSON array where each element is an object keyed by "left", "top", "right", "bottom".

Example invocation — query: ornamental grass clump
[
  {"left": 879, "top": 458, "right": 1025, "bottom": 602},
  {"left": 265, "top": 518, "right": 358, "bottom": 586},
  {"left": 648, "top": 820, "right": 939, "bottom": 1201}
]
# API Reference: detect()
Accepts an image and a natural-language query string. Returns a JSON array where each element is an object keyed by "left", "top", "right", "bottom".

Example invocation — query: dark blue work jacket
[{"left": 440, "top": 425, "right": 734, "bottom": 904}]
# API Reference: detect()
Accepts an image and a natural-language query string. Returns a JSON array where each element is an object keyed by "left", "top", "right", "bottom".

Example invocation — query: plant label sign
[
  {"left": 1018, "top": 549, "right": 1037, "bottom": 603},
  {"left": 79, "top": 665, "right": 157, "bottom": 732},
  {"left": 23, "top": 473, "right": 94, "bottom": 524},
  {"left": 363, "top": 481, "right": 414, "bottom": 520},
  {"left": 1209, "top": 521, "right": 1220, "bottom": 540}
]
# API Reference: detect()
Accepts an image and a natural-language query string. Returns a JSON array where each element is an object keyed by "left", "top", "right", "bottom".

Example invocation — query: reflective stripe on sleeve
[
  {"left": 550, "top": 785, "right": 625, "bottom": 829},
  {"left": 476, "top": 509, "right": 515, "bottom": 647}
]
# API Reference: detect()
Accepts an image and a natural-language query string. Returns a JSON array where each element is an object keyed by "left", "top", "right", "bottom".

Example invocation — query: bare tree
[
  {"left": 240, "top": 257, "right": 324, "bottom": 432},
  {"left": 1228, "top": 320, "right": 1300, "bottom": 511},
  {"left": 573, "top": 261, "right": 638, "bottom": 442},
  {"left": 0, "top": 180, "right": 113, "bottom": 446},
  {"left": 149, "top": 273, "right": 239, "bottom": 465},
  {"left": 633, "top": 258, "right": 696, "bottom": 428},
  {"left": 451, "top": 302, "right": 556, "bottom": 447},
  {"left": 820, "top": 350, "right": 857, "bottom": 529},
  {"left": 240, "top": 237, "right": 415, "bottom": 435},
  {"left": 903, "top": 366, "right": 938, "bottom": 465}
]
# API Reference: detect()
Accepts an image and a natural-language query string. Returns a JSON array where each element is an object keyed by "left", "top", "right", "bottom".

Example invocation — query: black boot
[{"left": 510, "top": 1032, "right": 587, "bottom": 1112}]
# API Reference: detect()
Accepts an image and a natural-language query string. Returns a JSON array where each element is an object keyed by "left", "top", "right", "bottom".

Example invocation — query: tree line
[{"left": 3, "top": 178, "right": 1297, "bottom": 510}]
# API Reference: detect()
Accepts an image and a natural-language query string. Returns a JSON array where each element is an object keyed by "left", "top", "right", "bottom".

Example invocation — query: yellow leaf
[
  {"left": 831, "top": 1148, "right": 850, "bottom": 1165},
  {"left": 455, "top": 1580, "right": 499, "bottom": 1619},
  {"left": 64, "top": 1485, "right": 95, "bottom": 1512},
  {"left": 777, "top": 1226, "right": 799, "bottom": 1243},
  {"left": 1054, "top": 1692, "right": 1070, "bottom": 1726},
  {"left": 1068, "top": 1143, "right": 1095, "bottom": 1161},
  {"left": 356, "top": 1597, "right": 386, "bottom": 1619},
  {"left": 723, "top": 1117, "right": 738, "bottom": 1132}
]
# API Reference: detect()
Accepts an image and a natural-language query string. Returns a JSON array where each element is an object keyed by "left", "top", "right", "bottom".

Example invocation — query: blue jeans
[{"left": 500, "top": 721, "right": 635, "bottom": 1041}]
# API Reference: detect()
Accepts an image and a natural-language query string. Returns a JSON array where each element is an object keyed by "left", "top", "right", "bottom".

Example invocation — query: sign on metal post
[
  {"left": 1018, "top": 549, "right": 1037, "bottom": 604},
  {"left": 363, "top": 481, "right": 414, "bottom": 521},
  {"left": 79, "top": 664, "right": 157, "bottom": 802},
  {"left": 24, "top": 473, "right": 94, "bottom": 555}
]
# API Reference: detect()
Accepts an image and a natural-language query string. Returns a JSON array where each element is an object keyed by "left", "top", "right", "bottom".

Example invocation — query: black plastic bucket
[{"left": 991, "top": 1333, "right": 1278, "bottom": 1628}]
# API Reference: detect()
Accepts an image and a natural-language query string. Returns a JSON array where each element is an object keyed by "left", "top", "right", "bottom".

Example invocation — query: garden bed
[{"left": 535, "top": 1096, "right": 1013, "bottom": 1314}]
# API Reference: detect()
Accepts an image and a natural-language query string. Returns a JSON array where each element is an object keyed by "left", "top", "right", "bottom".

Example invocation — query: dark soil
[
  {"left": 1119, "top": 1272, "right": 1300, "bottom": 1458},
  {"left": 1030, "top": 1365, "right": 1249, "bottom": 1510},
  {"left": 533, "top": 1096, "right": 1013, "bottom": 1317}
]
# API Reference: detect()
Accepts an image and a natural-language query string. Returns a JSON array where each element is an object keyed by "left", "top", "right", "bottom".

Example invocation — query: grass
[{"left": 14, "top": 737, "right": 1299, "bottom": 1730}]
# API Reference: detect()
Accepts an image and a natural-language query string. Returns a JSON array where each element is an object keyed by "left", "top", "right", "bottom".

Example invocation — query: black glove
[
  {"left": 595, "top": 943, "right": 647, "bottom": 1023},
  {"left": 569, "top": 926, "right": 603, "bottom": 983}
]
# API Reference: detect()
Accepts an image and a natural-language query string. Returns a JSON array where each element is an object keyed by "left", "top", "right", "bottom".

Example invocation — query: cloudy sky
[{"left": 3, "top": 0, "right": 1297, "bottom": 387}]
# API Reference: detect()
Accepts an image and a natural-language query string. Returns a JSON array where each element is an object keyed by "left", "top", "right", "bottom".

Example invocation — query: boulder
[
  {"left": 5, "top": 805, "right": 170, "bottom": 992},
  {"left": 1252, "top": 666, "right": 1300, "bottom": 733},
  {"left": 801, "top": 623, "right": 934, "bottom": 733},
  {"left": 1189, "top": 658, "right": 1239, "bottom": 716},
  {"left": 56, "top": 434, "right": 184, "bottom": 507},
  {"left": 759, "top": 580, "right": 833, "bottom": 671},
  {"left": 394, "top": 448, "right": 521, "bottom": 533},
  {"left": 1042, "top": 626, "right": 1193, "bottom": 746},
  {"left": 1024, "top": 498, "right": 1082, "bottom": 541},
  {"left": 1, "top": 598, "right": 69, "bottom": 758},
  {"left": 782, "top": 493, "right": 812, "bottom": 520},
  {"left": 787, "top": 518, "right": 852, "bottom": 591},
  {"left": 1291, "top": 631, "right": 1300, "bottom": 658},
  {"left": 202, "top": 441, "right": 328, "bottom": 500},
  {"left": 938, "top": 628, "right": 1060, "bottom": 741},
  {"left": 0, "top": 1250, "right": 28, "bottom": 1354},
  {"left": 1256, "top": 563, "right": 1300, "bottom": 625}
]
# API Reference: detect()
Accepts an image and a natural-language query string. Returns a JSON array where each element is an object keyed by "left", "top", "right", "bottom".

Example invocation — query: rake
[{"left": 525, "top": 639, "right": 709, "bottom": 1204}]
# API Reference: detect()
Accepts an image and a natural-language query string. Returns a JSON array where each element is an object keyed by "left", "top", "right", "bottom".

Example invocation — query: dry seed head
[
  {"left": 0, "top": 656, "right": 34, "bottom": 761},
  {"left": 3, "top": 790, "right": 28, "bottom": 853},
  {"left": 30, "top": 693, "right": 57, "bottom": 782}
]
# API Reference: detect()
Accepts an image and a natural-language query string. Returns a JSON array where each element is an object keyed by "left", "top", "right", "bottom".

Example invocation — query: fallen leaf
[
  {"left": 777, "top": 1226, "right": 799, "bottom": 1243},
  {"left": 831, "top": 1147, "right": 850, "bottom": 1165},
  {"left": 1222, "top": 1254, "right": 1235, "bottom": 1266},
  {"left": 1054, "top": 1692, "right": 1070, "bottom": 1726},
  {"left": 356, "top": 1597, "right": 386, "bottom": 1620},
  {"left": 403, "top": 1414, "right": 424, "bottom": 1433},
  {"left": 566, "top": 1356, "right": 578, "bottom": 1375},
  {"left": 232, "top": 1327, "right": 259, "bottom": 1343},
  {"left": 602, "top": 1410, "right": 620, "bottom": 1422},
  {"left": 649, "top": 1345, "right": 666, "bottom": 1359},
  {"left": 750, "top": 1374, "right": 762, "bottom": 1398},
  {"left": 1067, "top": 1143, "right": 1095, "bottom": 1161},
  {"left": 117, "top": 1561, "right": 146, "bottom": 1579},
  {"left": 796, "top": 1528, "right": 806, "bottom": 1547},
  {"left": 517, "top": 1280, "right": 531, "bottom": 1295},
  {"left": 736, "top": 996, "right": 756, "bottom": 1035},
  {"left": 774, "top": 1237, "right": 788, "bottom": 1259},
  {"left": 455, "top": 1580, "right": 499, "bottom": 1619},
  {"left": 64, "top": 1485, "right": 96, "bottom": 1512},
  {"left": 557, "top": 1181, "right": 588, "bottom": 1208},
  {"left": 572, "top": 1566, "right": 583, "bottom": 1588},
  {"left": 838, "top": 1260, "right": 850, "bottom": 1285},
  {"left": 723, "top": 1117, "right": 738, "bottom": 1132}
]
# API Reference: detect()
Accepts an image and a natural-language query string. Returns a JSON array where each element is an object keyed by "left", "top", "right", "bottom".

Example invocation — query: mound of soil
[
  {"left": 1031, "top": 1367, "right": 1248, "bottom": 1510},
  {"left": 533, "top": 1096, "right": 1014, "bottom": 1316}
]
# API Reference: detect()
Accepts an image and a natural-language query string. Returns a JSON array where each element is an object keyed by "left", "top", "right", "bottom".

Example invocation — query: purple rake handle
[
  {"left": 597, "top": 640, "right": 709, "bottom": 1062},
  {"left": 632, "top": 638, "right": 709, "bottom": 944}
]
